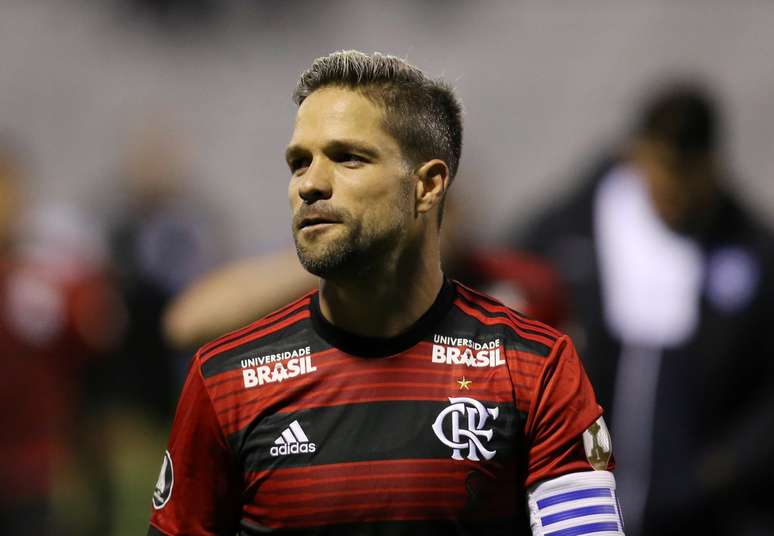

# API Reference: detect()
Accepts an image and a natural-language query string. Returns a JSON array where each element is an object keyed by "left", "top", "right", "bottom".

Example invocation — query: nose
[{"left": 298, "top": 158, "right": 333, "bottom": 204}]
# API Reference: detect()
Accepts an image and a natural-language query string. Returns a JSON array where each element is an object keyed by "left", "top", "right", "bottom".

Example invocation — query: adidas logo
[{"left": 270, "top": 420, "right": 317, "bottom": 457}]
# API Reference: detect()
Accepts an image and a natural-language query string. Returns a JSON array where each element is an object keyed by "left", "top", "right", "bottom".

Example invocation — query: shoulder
[
  {"left": 195, "top": 289, "right": 317, "bottom": 375},
  {"left": 450, "top": 279, "right": 565, "bottom": 359}
]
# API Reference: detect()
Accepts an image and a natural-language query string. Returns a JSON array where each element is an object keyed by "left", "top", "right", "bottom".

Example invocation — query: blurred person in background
[
  {"left": 0, "top": 137, "right": 124, "bottom": 535},
  {"left": 106, "top": 126, "right": 224, "bottom": 420},
  {"left": 97, "top": 126, "right": 228, "bottom": 533},
  {"left": 512, "top": 83, "right": 774, "bottom": 535},
  {"left": 162, "top": 196, "right": 567, "bottom": 352}
]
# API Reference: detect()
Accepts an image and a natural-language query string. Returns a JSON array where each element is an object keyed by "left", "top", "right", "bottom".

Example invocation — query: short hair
[
  {"left": 293, "top": 50, "right": 463, "bottom": 181},
  {"left": 635, "top": 82, "right": 721, "bottom": 157}
]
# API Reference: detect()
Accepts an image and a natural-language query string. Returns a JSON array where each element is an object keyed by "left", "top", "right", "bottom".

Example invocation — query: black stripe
[
  {"left": 201, "top": 301, "right": 312, "bottom": 360},
  {"left": 229, "top": 400, "right": 519, "bottom": 473},
  {"left": 238, "top": 517, "right": 529, "bottom": 535},
  {"left": 455, "top": 292, "right": 557, "bottom": 343},
  {"left": 201, "top": 321, "right": 326, "bottom": 378},
  {"left": 147, "top": 526, "right": 168, "bottom": 536}
]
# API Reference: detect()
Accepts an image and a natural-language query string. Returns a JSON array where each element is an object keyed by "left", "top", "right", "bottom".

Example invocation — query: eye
[
  {"left": 334, "top": 153, "right": 367, "bottom": 167},
  {"left": 289, "top": 157, "right": 311, "bottom": 175}
]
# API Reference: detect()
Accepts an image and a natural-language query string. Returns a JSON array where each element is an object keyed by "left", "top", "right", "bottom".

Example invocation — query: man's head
[
  {"left": 629, "top": 82, "right": 723, "bottom": 234},
  {"left": 0, "top": 138, "right": 25, "bottom": 250},
  {"left": 286, "top": 51, "right": 463, "bottom": 279}
]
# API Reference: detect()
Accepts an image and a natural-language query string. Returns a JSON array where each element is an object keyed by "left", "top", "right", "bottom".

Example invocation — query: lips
[
  {"left": 295, "top": 205, "right": 344, "bottom": 232},
  {"left": 298, "top": 215, "right": 339, "bottom": 230},
  {"left": 296, "top": 212, "right": 341, "bottom": 231}
]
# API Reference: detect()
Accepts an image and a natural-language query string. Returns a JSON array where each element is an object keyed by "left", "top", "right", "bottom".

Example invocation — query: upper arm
[
  {"left": 523, "top": 336, "right": 607, "bottom": 487},
  {"left": 148, "top": 354, "right": 242, "bottom": 535}
]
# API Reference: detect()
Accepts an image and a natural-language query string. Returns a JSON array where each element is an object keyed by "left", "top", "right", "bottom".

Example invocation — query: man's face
[
  {"left": 286, "top": 87, "right": 414, "bottom": 279},
  {"left": 635, "top": 140, "right": 720, "bottom": 235}
]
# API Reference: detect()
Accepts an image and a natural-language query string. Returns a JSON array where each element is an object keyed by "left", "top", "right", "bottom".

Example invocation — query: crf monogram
[{"left": 432, "top": 397, "right": 499, "bottom": 461}]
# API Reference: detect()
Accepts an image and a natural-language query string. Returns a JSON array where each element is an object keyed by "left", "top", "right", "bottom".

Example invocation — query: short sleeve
[
  {"left": 523, "top": 335, "right": 605, "bottom": 487},
  {"left": 148, "top": 353, "right": 242, "bottom": 535}
]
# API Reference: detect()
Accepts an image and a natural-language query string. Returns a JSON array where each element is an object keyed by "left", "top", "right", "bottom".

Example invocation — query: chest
[{"left": 228, "top": 347, "right": 525, "bottom": 530}]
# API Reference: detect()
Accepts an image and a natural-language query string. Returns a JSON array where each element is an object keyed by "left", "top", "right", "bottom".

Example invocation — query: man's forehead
[{"left": 289, "top": 87, "right": 390, "bottom": 146}]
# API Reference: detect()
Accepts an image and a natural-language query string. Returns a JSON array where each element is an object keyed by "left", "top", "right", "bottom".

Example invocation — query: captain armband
[{"left": 527, "top": 470, "right": 625, "bottom": 536}]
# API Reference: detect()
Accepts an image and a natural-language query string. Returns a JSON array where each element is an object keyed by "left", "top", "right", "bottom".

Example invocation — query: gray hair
[{"left": 293, "top": 50, "right": 463, "bottom": 181}]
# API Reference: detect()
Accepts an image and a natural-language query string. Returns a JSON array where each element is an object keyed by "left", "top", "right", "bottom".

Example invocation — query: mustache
[{"left": 293, "top": 203, "right": 349, "bottom": 230}]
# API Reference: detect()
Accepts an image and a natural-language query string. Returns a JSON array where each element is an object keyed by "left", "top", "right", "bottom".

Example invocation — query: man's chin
[
  {"left": 294, "top": 241, "right": 349, "bottom": 279},
  {"left": 296, "top": 255, "right": 347, "bottom": 279}
]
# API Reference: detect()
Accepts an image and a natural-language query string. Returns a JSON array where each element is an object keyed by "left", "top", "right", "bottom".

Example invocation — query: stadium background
[{"left": 3, "top": 0, "right": 774, "bottom": 250}]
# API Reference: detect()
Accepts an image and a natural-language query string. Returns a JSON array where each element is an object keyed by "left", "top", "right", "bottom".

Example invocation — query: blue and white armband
[{"left": 527, "top": 470, "right": 625, "bottom": 536}]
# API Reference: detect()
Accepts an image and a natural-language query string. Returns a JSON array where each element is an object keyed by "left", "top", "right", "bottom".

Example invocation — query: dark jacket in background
[{"left": 512, "top": 157, "right": 774, "bottom": 535}]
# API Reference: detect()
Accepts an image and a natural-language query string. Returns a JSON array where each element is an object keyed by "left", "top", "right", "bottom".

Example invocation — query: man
[
  {"left": 513, "top": 84, "right": 774, "bottom": 535},
  {"left": 148, "top": 51, "right": 624, "bottom": 536}
]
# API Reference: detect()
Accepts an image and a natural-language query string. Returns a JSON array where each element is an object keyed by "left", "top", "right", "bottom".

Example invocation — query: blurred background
[{"left": 2, "top": 1, "right": 774, "bottom": 535}]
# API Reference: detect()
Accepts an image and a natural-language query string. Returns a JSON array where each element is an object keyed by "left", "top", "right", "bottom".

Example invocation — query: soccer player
[{"left": 148, "top": 51, "right": 625, "bottom": 536}]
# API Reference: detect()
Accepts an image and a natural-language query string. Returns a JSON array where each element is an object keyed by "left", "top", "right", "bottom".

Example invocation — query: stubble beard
[
  {"left": 293, "top": 216, "right": 405, "bottom": 281},
  {"left": 292, "top": 173, "right": 414, "bottom": 280}
]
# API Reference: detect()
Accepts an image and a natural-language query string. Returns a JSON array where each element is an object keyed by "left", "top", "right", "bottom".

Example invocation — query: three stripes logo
[{"left": 270, "top": 420, "right": 317, "bottom": 457}]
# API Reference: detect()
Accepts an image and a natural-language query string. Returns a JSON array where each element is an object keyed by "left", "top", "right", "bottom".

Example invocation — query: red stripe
[
  {"left": 453, "top": 299, "right": 555, "bottom": 348},
  {"left": 199, "top": 295, "right": 312, "bottom": 357},
  {"left": 277, "top": 389, "right": 513, "bottom": 415},
  {"left": 246, "top": 502, "right": 459, "bottom": 528},
  {"left": 226, "top": 374, "right": 511, "bottom": 409},
  {"left": 516, "top": 354, "right": 545, "bottom": 367},
  {"left": 515, "top": 370, "right": 539, "bottom": 379},
  {"left": 200, "top": 310, "right": 310, "bottom": 365},
  {"left": 246, "top": 458, "right": 481, "bottom": 481},
  {"left": 255, "top": 486, "right": 464, "bottom": 507},
  {"left": 455, "top": 285, "right": 560, "bottom": 339},
  {"left": 204, "top": 342, "right": 541, "bottom": 392},
  {"left": 248, "top": 498, "right": 460, "bottom": 516},
  {"left": 255, "top": 471, "right": 466, "bottom": 492},
  {"left": 206, "top": 346, "right": 513, "bottom": 398},
  {"left": 205, "top": 348, "right": 539, "bottom": 396},
  {"left": 241, "top": 458, "right": 518, "bottom": 528},
  {"left": 211, "top": 366, "right": 512, "bottom": 407}
]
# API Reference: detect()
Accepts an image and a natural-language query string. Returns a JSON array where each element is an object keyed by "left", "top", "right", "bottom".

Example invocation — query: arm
[
  {"left": 520, "top": 336, "right": 624, "bottom": 535},
  {"left": 148, "top": 353, "right": 242, "bottom": 535},
  {"left": 163, "top": 249, "right": 316, "bottom": 349},
  {"left": 527, "top": 470, "right": 624, "bottom": 536}
]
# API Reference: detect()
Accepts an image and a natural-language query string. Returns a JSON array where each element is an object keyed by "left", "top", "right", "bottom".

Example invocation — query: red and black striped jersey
[{"left": 148, "top": 279, "right": 606, "bottom": 535}]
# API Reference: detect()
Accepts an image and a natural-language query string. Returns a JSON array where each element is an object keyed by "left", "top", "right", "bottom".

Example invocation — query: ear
[{"left": 414, "top": 159, "right": 449, "bottom": 216}]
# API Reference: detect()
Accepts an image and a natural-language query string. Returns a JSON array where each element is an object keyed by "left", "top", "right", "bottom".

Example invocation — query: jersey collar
[{"left": 310, "top": 277, "right": 456, "bottom": 358}]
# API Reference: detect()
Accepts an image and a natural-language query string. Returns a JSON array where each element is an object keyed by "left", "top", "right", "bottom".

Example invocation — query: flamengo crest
[{"left": 432, "top": 397, "right": 499, "bottom": 461}]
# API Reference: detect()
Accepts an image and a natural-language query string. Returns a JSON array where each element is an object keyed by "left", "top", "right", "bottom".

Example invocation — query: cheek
[
  {"left": 288, "top": 179, "right": 299, "bottom": 207},
  {"left": 366, "top": 184, "right": 412, "bottom": 227}
]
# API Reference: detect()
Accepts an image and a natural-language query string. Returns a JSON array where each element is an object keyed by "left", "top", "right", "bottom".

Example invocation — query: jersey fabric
[{"left": 148, "top": 279, "right": 606, "bottom": 535}]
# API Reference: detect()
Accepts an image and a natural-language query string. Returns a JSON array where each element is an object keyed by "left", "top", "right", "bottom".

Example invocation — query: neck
[{"left": 318, "top": 234, "right": 444, "bottom": 338}]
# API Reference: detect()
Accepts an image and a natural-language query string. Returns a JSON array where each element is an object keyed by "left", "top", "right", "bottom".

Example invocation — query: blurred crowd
[
  {"left": 2, "top": 22, "right": 773, "bottom": 536},
  {"left": 0, "top": 127, "right": 224, "bottom": 535}
]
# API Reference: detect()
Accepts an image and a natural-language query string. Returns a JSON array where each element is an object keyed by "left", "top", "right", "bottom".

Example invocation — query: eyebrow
[{"left": 285, "top": 138, "right": 381, "bottom": 165}]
